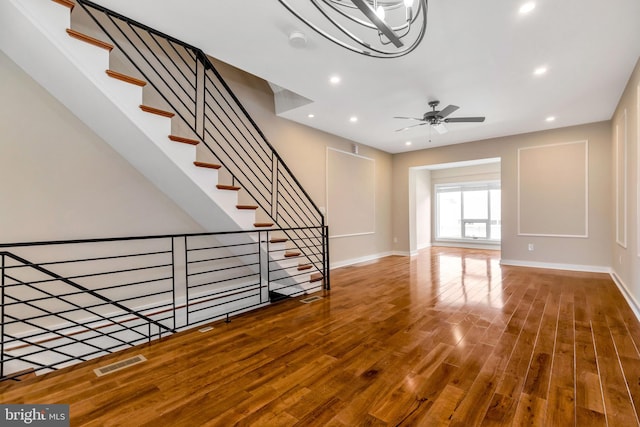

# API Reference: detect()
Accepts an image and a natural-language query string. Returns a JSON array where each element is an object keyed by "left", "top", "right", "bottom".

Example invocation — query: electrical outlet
[{"left": 528, "top": 243, "right": 534, "bottom": 251}]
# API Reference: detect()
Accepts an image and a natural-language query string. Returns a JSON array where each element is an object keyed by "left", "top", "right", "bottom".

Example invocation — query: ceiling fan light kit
[
  {"left": 276, "top": 0, "right": 429, "bottom": 58},
  {"left": 394, "top": 100, "right": 486, "bottom": 135}
]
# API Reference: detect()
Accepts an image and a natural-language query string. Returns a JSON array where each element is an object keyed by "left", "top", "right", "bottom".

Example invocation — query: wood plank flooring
[{"left": 2, "top": 247, "right": 640, "bottom": 426}]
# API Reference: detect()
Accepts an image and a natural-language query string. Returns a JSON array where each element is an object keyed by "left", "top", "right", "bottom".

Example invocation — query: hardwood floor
[{"left": 2, "top": 247, "right": 640, "bottom": 426}]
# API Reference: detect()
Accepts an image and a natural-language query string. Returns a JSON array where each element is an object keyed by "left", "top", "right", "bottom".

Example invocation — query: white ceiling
[{"left": 95, "top": 0, "right": 640, "bottom": 154}]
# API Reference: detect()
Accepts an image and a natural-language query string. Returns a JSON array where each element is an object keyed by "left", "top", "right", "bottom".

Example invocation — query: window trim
[{"left": 434, "top": 180, "right": 501, "bottom": 243}]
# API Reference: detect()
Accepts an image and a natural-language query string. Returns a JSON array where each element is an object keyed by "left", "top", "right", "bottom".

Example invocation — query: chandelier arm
[
  {"left": 351, "top": 0, "right": 403, "bottom": 47},
  {"left": 324, "top": 0, "right": 424, "bottom": 30},
  {"left": 280, "top": 0, "right": 377, "bottom": 55},
  {"left": 326, "top": 0, "right": 360, "bottom": 10},
  {"left": 309, "top": 0, "right": 401, "bottom": 54},
  {"left": 392, "top": 0, "right": 425, "bottom": 31},
  {"left": 276, "top": 0, "right": 428, "bottom": 58},
  {"left": 326, "top": 0, "right": 406, "bottom": 11},
  {"left": 318, "top": 0, "right": 426, "bottom": 35},
  {"left": 320, "top": 0, "right": 381, "bottom": 30},
  {"left": 376, "top": 1, "right": 428, "bottom": 54}
]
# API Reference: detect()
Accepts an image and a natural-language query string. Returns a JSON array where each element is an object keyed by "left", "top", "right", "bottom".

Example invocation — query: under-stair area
[{"left": 0, "top": 0, "right": 329, "bottom": 380}]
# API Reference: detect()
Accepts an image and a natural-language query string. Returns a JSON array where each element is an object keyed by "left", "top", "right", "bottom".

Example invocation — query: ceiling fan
[{"left": 394, "top": 100, "right": 485, "bottom": 134}]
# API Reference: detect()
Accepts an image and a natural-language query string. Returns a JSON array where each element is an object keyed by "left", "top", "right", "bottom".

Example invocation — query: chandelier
[{"left": 276, "top": 0, "right": 429, "bottom": 58}]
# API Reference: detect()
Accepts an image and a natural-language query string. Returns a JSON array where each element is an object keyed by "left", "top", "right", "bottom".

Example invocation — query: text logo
[{"left": 0, "top": 405, "right": 69, "bottom": 426}]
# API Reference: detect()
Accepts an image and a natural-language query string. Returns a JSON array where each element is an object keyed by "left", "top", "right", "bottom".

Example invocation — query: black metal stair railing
[
  {"left": 0, "top": 248, "right": 175, "bottom": 380},
  {"left": 74, "top": 0, "right": 329, "bottom": 288},
  {"left": 0, "top": 227, "right": 326, "bottom": 380}
]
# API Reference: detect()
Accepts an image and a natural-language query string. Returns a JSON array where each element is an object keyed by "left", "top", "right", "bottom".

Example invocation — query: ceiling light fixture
[
  {"left": 350, "top": 116, "right": 358, "bottom": 122},
  {"left": 519, "top": 2, "right": 536, "bottom": 15},
  {"left": 329, "top": 75, "right": 341, "bottom": 85},
  {"left": 545, "top": 116, "right": 556, "bottom": 122},
  {"left": 308, "top": 113, "right": 315, "bottom": 118},
  {"left": 276, "top": 0, "right": 429, "bottom": 58},
  {"left": 405, "top": 141, "right": 412, "bottom": 146},
  {"left": 533, "top": 66, "right": 548, "bottom": 76}
]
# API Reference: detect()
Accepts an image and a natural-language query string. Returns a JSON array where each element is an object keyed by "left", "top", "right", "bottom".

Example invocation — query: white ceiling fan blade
[{"left": 432, "top": 123, "right": 448, "bottom": 134}]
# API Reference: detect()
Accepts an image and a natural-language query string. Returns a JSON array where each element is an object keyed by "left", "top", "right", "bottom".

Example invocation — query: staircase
[
  {"left": 0, "top": 0, "right": 329, "bottom": 379},
  {"left": 0, "top": 0, "right": 327, "bottom": 288}
]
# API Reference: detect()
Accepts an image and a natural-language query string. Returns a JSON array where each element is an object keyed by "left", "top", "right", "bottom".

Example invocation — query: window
[{"left": 435, "top": 182, "right": 501, "bottom": 242}]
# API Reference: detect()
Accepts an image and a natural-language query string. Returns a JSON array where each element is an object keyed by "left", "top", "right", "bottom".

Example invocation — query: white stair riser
[{"left": 0, "top": 0, "right": 317, "bottom": 363}]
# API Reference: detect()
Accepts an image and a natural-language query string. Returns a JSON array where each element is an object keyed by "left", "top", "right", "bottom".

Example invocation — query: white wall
[{"left": 0, "top": 51, "right": 203, "bottom": 243}]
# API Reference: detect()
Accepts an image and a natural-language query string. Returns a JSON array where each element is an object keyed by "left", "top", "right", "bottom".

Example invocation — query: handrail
[
  {"left": 1, "top": 252, "right": 175, "bottom": 336},
  {"left": 75, "top": 0, "right": 327, "bottom": 281},
  {"left": 0, "top": 226, "right": 327, "bottom": 380}
]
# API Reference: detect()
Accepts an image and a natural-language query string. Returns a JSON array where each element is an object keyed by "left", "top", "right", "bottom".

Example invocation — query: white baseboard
[
  {"left": 392, "top": 251, "right": 414, "bottom": 257},
  {"left": 610, "top": 271, "right": 640, "bottom": 323},
  {"left": 330, "top": 251, "right": 394, "bottom": 269},
  {"left": 500, "top": 259, "right": 610, "bottom": 274}
]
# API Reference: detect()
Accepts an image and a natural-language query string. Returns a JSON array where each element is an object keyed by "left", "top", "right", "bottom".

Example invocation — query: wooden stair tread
[
  {"left": 236, "top": 205, "right": 258, "bottom": 210},
  {"left": 284, "top": 251, "right": 301, "bottom": 258},
  {"left": 298, "top": 264, "right": 312, "bottom": 271},
  {"left": 169, "top": 135, "right": 199, "bottom": 145},
  {"left": 52, "top": 0, "right": 74, "bottom": 9},
  {"left": 270, "top": 238, "right": 288, "bottom": 244},
  {"left": 310, "top": 273, "right": 324, "bottom": 283},
  {"left": 193, "top": 161, "right": 221, "bottom": 170},
  {"left": 254, "top": 223, "right": 274, "bottom": 228},
  {"left": 106, "top": 70, "right": 146, "bottom": 87},
  {"left": 216, "top": 184, "right": 241, "bottom": 191},
  {"left": 66, "top": 29, "right": 113, "bottom": 51},
  {"left": 139, "top": 105, "right": 175, "bottom": 118}
]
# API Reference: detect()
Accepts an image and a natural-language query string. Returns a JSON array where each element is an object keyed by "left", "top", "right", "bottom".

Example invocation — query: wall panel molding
[
  {"left": 326, "top": 147, "right": 375, "bottom": 238},
  {"left": 616, "top": 109, "right": 628, "bottom": 248},
  {"left": 517, "top": 140, "right": 588, "bottom": 237}
]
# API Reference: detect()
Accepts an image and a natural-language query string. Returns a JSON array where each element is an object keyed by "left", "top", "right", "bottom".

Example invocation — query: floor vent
[
  {"left": 300, "top": 296, "right": 323, "bottom": 304},
  {"left": 94, "top": 354, "right": 147, "bottom": 377}
]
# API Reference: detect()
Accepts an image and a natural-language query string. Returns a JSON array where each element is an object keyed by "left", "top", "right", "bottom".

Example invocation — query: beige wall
[
  {"left": 611, "top": 58, "right": 640, "bottom": 306},
  {"left": 393, "top": 120, "right": 612, "bottom": 270},
  {"left": 208, "top": 60, "right": 394, "bottom": 267},
  {"left": 0, "top": 51, "right": 203, "bottom": 243},
  {"left": 0, "top": 47, "right": 392, "bottom": 267},
  {"left": 3, "top": 31, "right": 635, "bottom": 278}
]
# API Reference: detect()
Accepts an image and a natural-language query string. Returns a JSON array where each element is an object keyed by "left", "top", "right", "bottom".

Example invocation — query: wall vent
[
  {"left": 94, "top": 354, "right": 147, "bottom": 377},
  {"left": 300, "top": 296, "right": 323, "bottom": 304}
]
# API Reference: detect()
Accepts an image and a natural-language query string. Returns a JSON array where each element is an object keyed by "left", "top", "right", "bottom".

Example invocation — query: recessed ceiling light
[
  {"left": 329, "top": 75, "right": 341, "bottom": 85},
  {"left": 349, "top": 116, "right": 358, "bottom": 123},
  {"left": 545, "top": 116, "right": 556, "bottom": 122},
  {"left": 533, "top": 66, "right": 548, "bottom": 76},
  {"left": 519, "top": 2, "right": 536, "bottom": 15},
  {"left": 405, "top": 141, "right": 412, "bottom": 146},
  {"left": 307, "top": 113, "right": 315, "bottom": 118}
]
